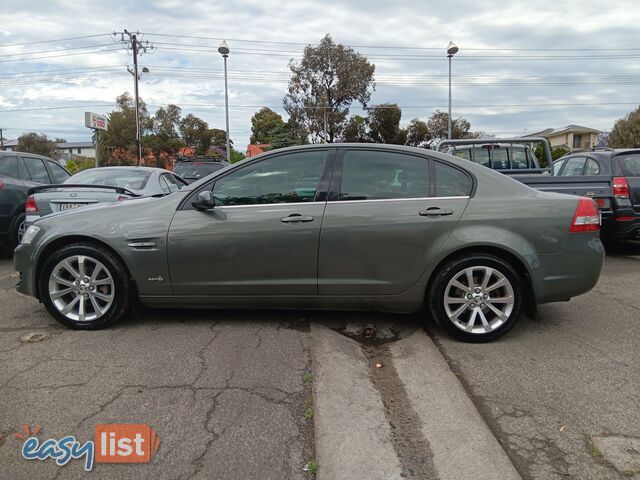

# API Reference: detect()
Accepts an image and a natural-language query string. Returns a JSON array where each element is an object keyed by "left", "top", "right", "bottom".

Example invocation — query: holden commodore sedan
[{"left": 14, "top": 144, "right": 604, "bottom": 341}]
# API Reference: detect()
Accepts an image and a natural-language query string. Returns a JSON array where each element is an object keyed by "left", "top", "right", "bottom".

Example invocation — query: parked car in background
[
  {"left": 0, "top": 151, "right": 70, "bottom": 254},
  {"left": 443, "top": 143, "right": 542, "bottom": 171},
  {"left": 173, "top": 156, "right": 229, "bottom": 184},
  {"left": 15, "top": 144, "right": 604, "bottom": 342},
  {"left": 552, "top": 148, "right": 640, "bottom": 243},
  {"left": 25, "top": 166, "right": 187, "bottom": 227}
]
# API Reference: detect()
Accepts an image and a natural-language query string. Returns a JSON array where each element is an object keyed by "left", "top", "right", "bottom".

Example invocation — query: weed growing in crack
[
  {"left": 304, "top": 407, "right": 314, "bottom": 420},
  {"left": 303, "top": 372, "right": 314, "bottom": 383}
]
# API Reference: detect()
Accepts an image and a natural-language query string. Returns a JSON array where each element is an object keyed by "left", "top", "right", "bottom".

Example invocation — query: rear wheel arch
[
  {"left": 425, "top": 246, "right": 535, "bottom": 312},
  {"left": 35, "top": 236, "right": 133, "bottom": 300}
]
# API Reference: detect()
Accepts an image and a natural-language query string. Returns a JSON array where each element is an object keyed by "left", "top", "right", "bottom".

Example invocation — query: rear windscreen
[
  {"left": 174, "top": 163, "right": 226, "bottom": 180},
  {"left": 616, "top": 154, "right": 640, "bottom": 177},
  {"left": 68, "top": 169, "right": 151, "bottom": 189}
]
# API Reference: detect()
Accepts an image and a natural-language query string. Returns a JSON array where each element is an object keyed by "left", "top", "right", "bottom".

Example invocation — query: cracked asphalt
[
  {"left": 429, "top": 246, "right": 640, "bottom": 480},
  {"left": 0, "top": 246, "right": 639, "bottom": 479},
  {"left": 0, "top": 257, "right": 315, "bottom": 479}
]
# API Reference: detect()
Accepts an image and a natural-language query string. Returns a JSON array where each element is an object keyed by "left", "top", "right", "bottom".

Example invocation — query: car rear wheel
[
  {"left": 428, "top": 254, "right": 524, "bottom": 342},
  {"left": 5, "top": 213, "right": 26, "bottom": 255},
  {"left": 39, "top": 243, "right": 131, "bottom": 329}
]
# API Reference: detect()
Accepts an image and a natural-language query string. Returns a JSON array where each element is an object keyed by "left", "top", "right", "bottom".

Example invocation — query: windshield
[
  {"left": 174, "top": 162, "right": 226, "bottom": 180},
  {"left": 617, "top": 154, "right": 640, "bottom": 176},
  {"left": 67, "top": 169, "right": 152, "bottom": 190}
]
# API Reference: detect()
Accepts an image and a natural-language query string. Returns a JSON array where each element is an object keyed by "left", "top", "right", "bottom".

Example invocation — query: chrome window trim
[
  {"left": 332, "top": 196, "right": 470, "bottom": 204},
  {"left": 215, "top": 201, "right": 327, "bottom": 209}
]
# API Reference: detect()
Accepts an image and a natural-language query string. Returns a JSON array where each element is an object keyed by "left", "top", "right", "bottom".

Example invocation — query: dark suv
[
  {"left": 173, "top": 156, "right": 229, "bottom": 184},
  {"left": 553, "top": 148, "right": 640, "bottom": 242},
  {"left": 0, "top": 151, "right": 70, "bottom": 254}
]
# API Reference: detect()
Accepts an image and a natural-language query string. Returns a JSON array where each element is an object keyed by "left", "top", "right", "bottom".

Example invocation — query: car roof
[{"left": 0, "top": 151, "right": 58, "bottom": 162}]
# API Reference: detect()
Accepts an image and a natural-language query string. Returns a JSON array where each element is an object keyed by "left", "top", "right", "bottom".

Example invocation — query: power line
[
  {"left": 0, "top": 33, "right": 113, "bottom": 48},
  {"left": 0, "top": 43, "right": 119, "bottom": 58},
  {"left": 0, "top": 47, "right": 124, "bottom": 63}
]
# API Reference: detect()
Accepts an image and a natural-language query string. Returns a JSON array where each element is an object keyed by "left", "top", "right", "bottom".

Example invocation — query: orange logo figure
[{"left": 95, "top": 424, "right": 160, "bottom": 463}]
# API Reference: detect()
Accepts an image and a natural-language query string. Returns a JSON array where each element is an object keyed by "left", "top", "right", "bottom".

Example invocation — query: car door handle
[
  {"left": 419, "top": 207, "right": 454, "bottom": 217},
  {"left": 281, "top": 214, "right": 314, "bottom": 223}
]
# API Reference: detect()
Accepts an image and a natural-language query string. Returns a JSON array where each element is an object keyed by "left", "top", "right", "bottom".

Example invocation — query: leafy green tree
[
  {"left": 269, "top": 124, "right": 300, "bottom": 150},
  {"left": 211, "top": 129, "right": 232, "bottom": 149},
  {"left": 425, "top": 110, "right": 471, "bottom": 147},
  {"left": 608, "top": 105, "right": 640, "bottom": 148},
  {"left": 404, "top": 119, "right": 431, "bottom": 148},
  {"left": 250, "top": 107, "right": 286, "bottom": 144},
  {"left": 367, "top": 103, "right": 406, "bottom": 144},
  {"left": 145, "top": 104, "right": 183, "bottom": 167},
  {"left": 17, "top": 132, "right": 58, "bottom": 157},
  {"left": 284, "top": 34, "right": 375, "bottom": 143},
  {"left": 100, "top": 92, "right": 151, "bottom": 165},
  {"left": 343, "top": 115, "right": 369, "bottom": 142},
  {"left": 534, "top": 144, "right": 569, "bottom": 167},
  {"left": 180, "top": 114, "right": 214, "bottom": 155},
  {"left": 230, "top": 148, "right": 245, "bottom": 164}
]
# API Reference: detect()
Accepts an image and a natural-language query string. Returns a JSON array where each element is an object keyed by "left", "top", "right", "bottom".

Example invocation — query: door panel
[
  {"left": 167, "top": 149, "right": 332, "bottom": 296},
  {"left": 318, "top": 198, "right": 467, "bottom": 295},
  {"left": 167, "top": 203, "right": 325, "bottom": 295}
]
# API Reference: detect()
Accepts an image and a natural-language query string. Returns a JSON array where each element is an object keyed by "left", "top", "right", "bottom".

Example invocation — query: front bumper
[
  {"left": 528, "top": 232, "right": 605, "bottom": 304},
  {"left": 14, "top": 243, "right": 38, "bottom": 299}
]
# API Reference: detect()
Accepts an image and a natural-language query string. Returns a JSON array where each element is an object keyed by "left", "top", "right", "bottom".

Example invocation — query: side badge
[{"left": 148, "top": 276, "right": 164, "bottom": 282}]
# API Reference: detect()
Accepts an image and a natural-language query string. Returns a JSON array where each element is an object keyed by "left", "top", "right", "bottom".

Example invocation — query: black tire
[
  {"left": 5, "top": 213, "right": 26, "bottom": 256},
  {"left": 427, "top": 254, "right": 524, "bottom": 342},
  {"left": 39, "top": 243, "right": 131, "bottom": 329}
]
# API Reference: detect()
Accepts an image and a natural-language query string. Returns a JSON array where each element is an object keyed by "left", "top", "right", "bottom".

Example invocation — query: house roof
[
  {"left": 524, "top": 125, "right": 601, "bottom": 138},
  {"left": 56, "top": 141, "right": 94, "bottom": 149},
  {"left": 246, "top": 144, "right": 271, "bottom": 157}
]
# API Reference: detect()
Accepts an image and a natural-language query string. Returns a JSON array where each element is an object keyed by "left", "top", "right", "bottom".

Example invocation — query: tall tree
[
  {"left": 367, "top": 103, "right": 405, "bottom": 144},
  {"left": 145, "top": 104, "right": 183, "bottom": 167},
  {"left": 100, "top": 92, "right": 151, "bottom": 165},
  {"left": 425, "top": 110, "right": 471, "bottom": 147},
  {"left": 404, "top": 119, "right": 431, "bottom": 148},
  {"left": 250, "top": 107, "right": 286, "bottom": 144},
  {"left": 17, "top": 132, "right": 58, "bottom": 157},
  {"left": 284, "top": 34, "right": 375, "bottom": 143},
  {"left": 343, "top": 115, "right": 369, "bottom": 142},
  {"left": 179, "top": 114, "right": 215, "bottom": 155},
  {"left": 608, "top": 106, "right": 640, "bottom": 148}
]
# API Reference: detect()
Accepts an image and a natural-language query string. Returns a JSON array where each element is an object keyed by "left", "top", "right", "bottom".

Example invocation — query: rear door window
[
  {"left": 490, "top": 148, "right": 509, "bottom": 169},
  {"left": 0, "top": 156, "right": 19, "bottom": 178},
  {"left": 48, "top": 162, "right": 70, "bottom": 183},
  {"left": 511, "top": 149, "right": 529, "bottom": 169},
  {"left": 22, "top": 157, "right": 51, "bottom": 184},
  {"left": 434, "top": 162, "right": 472, "bottom": 197},
  {"left": 584, "top": 158, "right": 601, "bottom": 176},
  {"left": 472, "top": 148, "right": 490, "bottom": 168},
  {"left": 339, "top": 150, "right": 429, "bottom": 200},
  {"left": 560, "top": 157, "right": 586, "bottom": 176}
]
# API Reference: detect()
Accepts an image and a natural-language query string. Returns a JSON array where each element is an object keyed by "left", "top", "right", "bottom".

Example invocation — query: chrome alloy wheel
[
  {"left": 48, "top": 255, "right": 115, "bottom": 322},
  {"left": 443, "top": 266, "right": 515, "bottom": 334},
  {"left": 17, "top": 221, "right": 27, "bottom": 243}
]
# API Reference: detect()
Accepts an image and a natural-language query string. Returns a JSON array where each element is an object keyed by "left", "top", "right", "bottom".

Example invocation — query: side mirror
[{"left": 192, "top": 190, "right": 215, "bottom": 210}]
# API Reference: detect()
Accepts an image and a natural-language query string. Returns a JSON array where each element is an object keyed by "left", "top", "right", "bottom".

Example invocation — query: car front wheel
[
  {"left": 428, "top": 254, "right": 524, "bottom": 342},
  {"left": 39, "top": 243, "right": 131, "bottom": 329}
]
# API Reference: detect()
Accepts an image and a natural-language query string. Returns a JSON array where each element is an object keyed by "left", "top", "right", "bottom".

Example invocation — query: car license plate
[{"left": 59, "top": 203, "right": 88, "bottom": 211}]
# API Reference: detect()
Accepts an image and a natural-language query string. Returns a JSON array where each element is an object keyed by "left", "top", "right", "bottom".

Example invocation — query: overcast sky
[{"left": 1, "top": 0, "right": 639, "bottom": 150}]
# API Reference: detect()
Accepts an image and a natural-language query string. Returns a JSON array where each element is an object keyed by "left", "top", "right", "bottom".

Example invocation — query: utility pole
[
  {"left": 0, "top": 128, "right": 4, "bottom": 150},
  {"left": 218, "top": 41, "right": 231, "bottom": 163},
  {"left": 113, "top": 30, "right": 154, "bottom": 166}
]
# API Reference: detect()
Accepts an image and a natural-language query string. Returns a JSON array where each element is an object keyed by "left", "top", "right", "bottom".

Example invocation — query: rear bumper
[
  {"left": 602, "top": 211, "right": 640, "bottom": 242},
  {"left": 528, "top": 232, "right": 604, "bottom": 304}
]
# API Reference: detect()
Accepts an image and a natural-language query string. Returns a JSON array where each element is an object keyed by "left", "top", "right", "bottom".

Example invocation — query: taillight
[
  {"left": 613, "top": 177, "right": 630, "bottom": 199},
  {"left": 569, "top": 197, "right": 600, "bottom": 233},
  {"left": 0, "top": 180, "right": 4, "bottom": 190},
  {"left": 25, "top": 195, "right": 38, "bottom": 213}
]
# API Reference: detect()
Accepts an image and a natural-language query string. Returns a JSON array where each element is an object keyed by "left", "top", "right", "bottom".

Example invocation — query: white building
[{"left": 0, "top": 140, "right": 95, "bottom": 159}]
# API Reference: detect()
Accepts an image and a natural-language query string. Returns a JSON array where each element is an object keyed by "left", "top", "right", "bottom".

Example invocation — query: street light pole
[
  {"left": 447, "top": 41, "right": 459, "bottom": 140},
  {"left": 218, "top": 41, "right": 231, "bottom": 163}
]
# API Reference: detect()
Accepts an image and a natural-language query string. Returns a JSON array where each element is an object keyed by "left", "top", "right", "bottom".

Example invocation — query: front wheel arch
[{"left": 35, "top": 236, "right": 133, "bottom": 301}]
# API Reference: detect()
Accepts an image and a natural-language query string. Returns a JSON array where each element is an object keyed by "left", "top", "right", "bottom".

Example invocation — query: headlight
[{"left": 21, "top": 225, "right": 41, "bottom": 245}]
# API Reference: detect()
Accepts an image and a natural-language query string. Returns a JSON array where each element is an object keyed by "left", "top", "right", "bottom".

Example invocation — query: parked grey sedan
[
  {"left": 25, "top": 166, "right": 188, "bottom": 227},
  {"left": 14, "top": 144, "right": 604, "bottom": 341}
]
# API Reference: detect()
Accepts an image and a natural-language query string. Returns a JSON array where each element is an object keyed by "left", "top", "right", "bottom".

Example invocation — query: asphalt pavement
[{"left": 0, "top": 246, "right": 638, "bottom": 479}]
